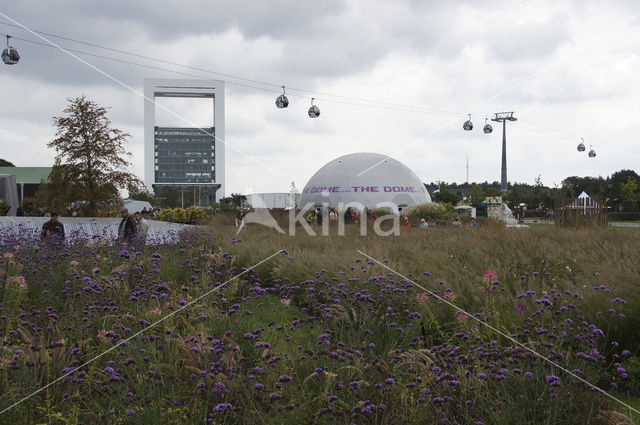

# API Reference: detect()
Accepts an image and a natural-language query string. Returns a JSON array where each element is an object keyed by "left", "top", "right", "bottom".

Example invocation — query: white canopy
[{"left": 578, "top": 191, "right": 590, "bottom": 199}]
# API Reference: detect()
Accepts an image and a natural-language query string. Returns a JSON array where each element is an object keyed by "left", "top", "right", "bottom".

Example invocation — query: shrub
[
  {"left": 0, "top": 200, "right": 10, "bottom": 215},
  {"left": 402, "top": 202, "right": 454, "bottom": 220}
]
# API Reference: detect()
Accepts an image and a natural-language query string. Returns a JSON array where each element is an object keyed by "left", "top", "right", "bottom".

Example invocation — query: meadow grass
[{"left": 0, "top": 217, "right": 637, "bottom": 424}]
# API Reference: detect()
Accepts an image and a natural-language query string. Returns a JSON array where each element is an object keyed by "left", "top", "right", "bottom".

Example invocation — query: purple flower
[
  {"left": 126, "top": 409, "right": 135, "bottom": 416},
  {"left": 545, "top": 375, "right": 561, "bottom": 386},
  {"left": 269, "top": 392, "right": 281, "bottom": 401},
  {"left": 278, "top": 375, "right": 292, "bottom": 383},
  {"left": 214, "top": 403, "right": 232, "bottom": 411}
]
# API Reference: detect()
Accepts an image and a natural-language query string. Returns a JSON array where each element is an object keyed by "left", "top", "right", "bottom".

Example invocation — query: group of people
[
  {"left": 117, "top": 208, "right": 149, "bottom": 244},
  {"left": 304, "top": 207, "right": 379, "bottom": 225},
  {"left": 38, "top": 207, "right": 150, "bottom": 244}
]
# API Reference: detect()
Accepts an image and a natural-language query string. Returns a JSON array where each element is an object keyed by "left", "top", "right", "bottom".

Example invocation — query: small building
[
  {"left": 0, "top": 167, "right": 52, "bottom": 202},
  {"left": 245, "top": 193, "right": 291, "bottom": 209},
  {"left": 453, "top": 204, "right": 476, "bottom": 218}
]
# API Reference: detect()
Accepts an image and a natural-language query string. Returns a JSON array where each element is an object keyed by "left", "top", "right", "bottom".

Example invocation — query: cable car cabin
[
  {"left": 308, "top": 105, "right": 320, "bottom": 118},
  {"left": 483, "top": 123, "right": 493, "bottom": 133},
  {"left": 2, "top": 46, "right": 19, "bottom": 65},
  {"left": 275, "top": 86, "right": 289, "bottom": 108},
  {"left": 588, "top": 149, "right": 596, "bottom": 158},
  {"left": 275, "top": 94, "right": 289, "bottom": 108},
  {"left": 307, "top": 98, "right": 320, "bottom": 118},
  {"left": 577, "top": 142, "right": 586, "bottom": 152},
  {"left": 463, "top": 120, "right": 473, "bottom": 131}
]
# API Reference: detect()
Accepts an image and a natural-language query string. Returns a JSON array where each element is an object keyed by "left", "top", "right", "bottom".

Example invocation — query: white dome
[{"left": 298, "top": 152, "right": 431, "bottom": 209}]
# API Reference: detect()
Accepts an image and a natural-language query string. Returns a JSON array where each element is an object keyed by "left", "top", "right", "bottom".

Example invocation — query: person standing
[
  {"left": 40, "top": 212, "right": 65, "bottom": 242},
  {"left": 134, "top": 211, "right": 149, "bottom": 245},
  {"left": 235, "top": 208, "right": 246, "bottom": 228},
  {"left": 316, "top": 207, "right": 323, "bottom": 226},
  {"left": 306, "top": 209, "right": 317, "bottom": 225},
  {"left": 419, "top": 218, "right": 429, "bottom": 228},
  {"left": 344, "top": 207, "right": 353, "bottom": 224},
  {"left": 118, "top": 208, "right": 137, "bottom": 244}
]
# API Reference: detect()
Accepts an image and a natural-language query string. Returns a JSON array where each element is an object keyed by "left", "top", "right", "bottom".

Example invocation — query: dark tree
[
  {"left": 0, "top": 159, "right": 15, "bottom": 167},
  {"left": 433, "top": 190, "right": 462, "bottom": 205},
  {"left": 44, "top": 95, "right": 143, "bottom": 216},
  {"left": 220, "top": 193, "right": 247, "bottom": 207}
]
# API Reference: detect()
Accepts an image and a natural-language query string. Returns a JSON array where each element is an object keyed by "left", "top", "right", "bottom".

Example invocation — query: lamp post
[{"left": 491, "top": 112, "right": 517, "bottom": 192}]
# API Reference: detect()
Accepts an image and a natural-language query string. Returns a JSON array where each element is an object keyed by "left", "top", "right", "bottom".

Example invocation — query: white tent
[
  {"left": 123, "top": 199, "right": 153, "bottom": 214},
  {"left": 0, "top": 174, "right": 19, "bottom": 216},
  {"left": 578, "top": 191, "right": 590, "bottom": 199}
]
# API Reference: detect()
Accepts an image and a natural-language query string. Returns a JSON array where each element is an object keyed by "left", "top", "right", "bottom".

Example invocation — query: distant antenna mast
[
  {"left": 466, "top": 155, "right": 469, "bottom": 184},
  {"left": 491, "top": 111, "right": 517, "bottom": 192}
]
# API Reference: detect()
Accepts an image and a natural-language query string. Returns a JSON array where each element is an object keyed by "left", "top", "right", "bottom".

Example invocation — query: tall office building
[{"left": 144, "top": 79, "right": 225, "bottom": 205}]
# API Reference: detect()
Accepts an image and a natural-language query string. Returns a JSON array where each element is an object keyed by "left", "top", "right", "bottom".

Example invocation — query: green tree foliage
[
  {"left": 220, "top": 193, "right": 247, "bottom": 207},
  {"left": 36, "top": 158, "right": 75, "bottom": 214},
  {"left": 39, "top": 96, "right": 143, "bottom": 216},
  {"left": 561, "top": 175, "right": 606, "bottom": 199},
  {"left": 433, "top": 190, "right": 462, "bottom": 205},
  {"left": 620, "top": 177, "right": 638, "bottom": 201},
  {"left": 0, "top": 158, "right": 15, "bottom": 167},
  {"left": 468, "top": 184, "right": 485, "bottom": 207},
  {"left": 485, "top": 186, "right": 501, "bottom": 197},
  {"left": 127, "top": 182, "right": 157, "bottom": 205}
]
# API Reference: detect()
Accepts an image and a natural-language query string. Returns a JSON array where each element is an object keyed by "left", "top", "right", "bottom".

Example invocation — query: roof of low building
[{"left": 0, "top": 167, "right": 52, "bottom": 184}]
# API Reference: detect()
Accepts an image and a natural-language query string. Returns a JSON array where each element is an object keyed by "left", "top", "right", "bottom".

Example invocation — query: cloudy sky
[{"left": 1, "top": 1, "right": 639, "bottom": 197}]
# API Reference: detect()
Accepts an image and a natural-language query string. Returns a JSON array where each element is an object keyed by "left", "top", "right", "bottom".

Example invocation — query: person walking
[
  {"left": 40, "top": 212, "right": 65, "bottom": 242},
  {"left": 134, "top": 211, "right": 149, "bottom": 245},
  {"left": 118, "top": 208, "right": 137, "bottom": 244}
]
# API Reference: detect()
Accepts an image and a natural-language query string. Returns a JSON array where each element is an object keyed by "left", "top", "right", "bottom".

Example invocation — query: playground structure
[{"left": 554, "top": 193, "right": 608, "bottom": 227}]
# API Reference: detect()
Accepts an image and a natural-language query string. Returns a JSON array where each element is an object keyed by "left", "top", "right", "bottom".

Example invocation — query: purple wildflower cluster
[{"left": 0, "top": 228, "right": 636, "bottom": 424}]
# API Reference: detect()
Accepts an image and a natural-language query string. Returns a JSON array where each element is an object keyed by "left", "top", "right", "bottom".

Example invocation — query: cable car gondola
[
  {"left": 2, "top": 35, "right": 20, "bottom": 65},
  {"left": 308, "top": 98, "right": 320, "bottom": 118},
  {"left": 275, "top": 85, "right": 289, "bottom": 108},
  {"left": 463, "top": 114, "right": 473, "bottom": 131},
  {"left": 577, "top": 138, "right": 585, "bottom": 152},
  {"left": 483, "top": 118, "right": 493, "bottom": 134},
  {"left": 588, "top": 146, "right": 596, "bottom": 158}
]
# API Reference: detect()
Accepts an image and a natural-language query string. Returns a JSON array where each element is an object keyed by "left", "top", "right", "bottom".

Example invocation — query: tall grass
[{"left": 0, "top": 216, "right": 637, "bottom": 424}]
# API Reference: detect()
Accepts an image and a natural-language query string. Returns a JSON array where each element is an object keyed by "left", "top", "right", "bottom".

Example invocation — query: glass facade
[{"left": 154, "top": 127, "right": 215, "bottom": 184}]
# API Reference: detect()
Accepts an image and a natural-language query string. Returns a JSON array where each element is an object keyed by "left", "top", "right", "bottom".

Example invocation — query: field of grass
[{"left": 0, "top": 215, "right": 638, "bottom": 424}]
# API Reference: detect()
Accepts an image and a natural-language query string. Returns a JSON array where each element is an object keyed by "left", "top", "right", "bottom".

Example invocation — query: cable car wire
[
  {"left": 1, "top": 22, "right": 638, "bottom": 155},
  {"left": 0, "top": 21, "right": 463, "bottom": 117}
]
